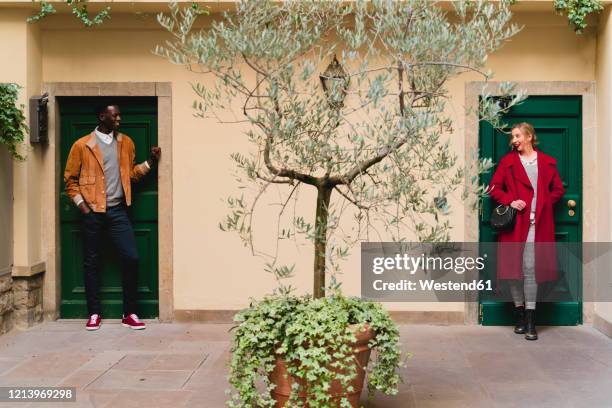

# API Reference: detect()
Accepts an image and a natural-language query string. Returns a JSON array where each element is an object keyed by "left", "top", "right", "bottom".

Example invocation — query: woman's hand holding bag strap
[{"left": 490, "top": 167, "right": 517, "bottom": 231}]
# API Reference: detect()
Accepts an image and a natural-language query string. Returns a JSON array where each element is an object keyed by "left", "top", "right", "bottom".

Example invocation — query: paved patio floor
[{"left": 0, "top": 321, "right": 609, "bottom": 407}]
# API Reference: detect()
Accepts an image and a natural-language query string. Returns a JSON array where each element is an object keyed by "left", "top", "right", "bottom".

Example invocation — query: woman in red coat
[{"left": 488, "top": 122, "right": 565, "bottom": 340}]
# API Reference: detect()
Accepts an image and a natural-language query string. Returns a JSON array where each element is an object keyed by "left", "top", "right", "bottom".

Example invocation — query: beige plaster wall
[
  {"left": 29, "top": 7, "right": 598, "bottom": 312},
  {"left": 595, "top": 6, "right": 612, "bottom": 329},
  {"left": 0, "top": 13, "right": 20, "bottom": 280},
  {"left": 0, "top": 10, "right": 44, "bottom": 272}
]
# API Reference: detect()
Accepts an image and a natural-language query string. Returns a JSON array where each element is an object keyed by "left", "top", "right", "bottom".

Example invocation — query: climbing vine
[
  {"left": 27, "top": 0, "right": 206, "bottom": 26},
  {"left": 0, "top": 84, "right": 28, "bottom": 161},
  {"left": 554, "top": 0, "right": 604, "bottom": 33},
  {"left": 27, "top": 0, "right": 111, "bottom": 26}
]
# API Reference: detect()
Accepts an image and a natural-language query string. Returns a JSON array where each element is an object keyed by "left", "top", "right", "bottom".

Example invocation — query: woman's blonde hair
[{"left": 510, "top": 122, "right": 538, "bottom": 147}]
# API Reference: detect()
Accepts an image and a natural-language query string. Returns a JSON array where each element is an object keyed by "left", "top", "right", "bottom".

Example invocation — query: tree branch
[
  {"left": 256, "top": 170, "right": 295, "bottom": 184},
  {"left": 334, "top": 185, "right": 369, "bottom": 210},
  {"left": 263, "top": 133, "right": 319, "bottom": 185}
]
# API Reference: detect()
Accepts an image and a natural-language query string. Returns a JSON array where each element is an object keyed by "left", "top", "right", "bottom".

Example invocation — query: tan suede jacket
[{"left": 64, "top": 131, "right": 150, "bottom": 212}]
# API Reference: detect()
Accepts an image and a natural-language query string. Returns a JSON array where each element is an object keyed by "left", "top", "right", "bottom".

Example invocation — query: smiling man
[{"left": 64, "top": 104, "right": 161, "bottom": 331}]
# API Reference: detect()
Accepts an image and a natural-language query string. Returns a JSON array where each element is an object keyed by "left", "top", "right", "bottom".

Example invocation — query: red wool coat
[{"left": 488, "top": 149, "right": 565, "bottom": 283}]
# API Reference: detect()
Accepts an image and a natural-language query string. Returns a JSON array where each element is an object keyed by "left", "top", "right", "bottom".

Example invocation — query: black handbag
[
  {"left": 490, "top": 204, "right": 516, "bottom": 231},
  {"left": 489, "top": 166, "right": 517, "bottom": 231}
]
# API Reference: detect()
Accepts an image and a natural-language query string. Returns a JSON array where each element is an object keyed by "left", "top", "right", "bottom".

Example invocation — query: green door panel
[
  {"left": 59, "top": 97, "right": 159, "bottom": 318},
  {"left": 479, "top": 95, "right": 582, "bottom": 326}
]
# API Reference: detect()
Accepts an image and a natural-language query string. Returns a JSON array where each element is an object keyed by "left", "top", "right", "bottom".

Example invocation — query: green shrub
[{"left": 0, "top": 83, "right": 28, "bottom": 161}]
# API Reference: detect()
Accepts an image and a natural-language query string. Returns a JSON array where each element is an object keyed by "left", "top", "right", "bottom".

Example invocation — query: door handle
[{"left": 567, "top": 199, "right": 576, "bottom": 217}]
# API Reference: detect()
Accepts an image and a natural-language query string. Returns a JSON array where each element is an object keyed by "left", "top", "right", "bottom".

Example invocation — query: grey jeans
[{"left": 510, "top": 224, "right": 537, "bottom": 309}]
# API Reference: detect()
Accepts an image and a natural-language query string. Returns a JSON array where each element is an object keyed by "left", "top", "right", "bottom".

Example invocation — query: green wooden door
[
  {"left": 479, "top": 95, "right": 582, "bottom": 326},
  {"left": 60, "top": 97, "right": 159, "bottom": 318}
]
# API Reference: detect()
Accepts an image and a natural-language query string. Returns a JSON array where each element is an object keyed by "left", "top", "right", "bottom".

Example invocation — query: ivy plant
[
  {"left": 0, "top": 84, "right": 28, "bottom": 161},
  {"left": 554, "top": 0, "right": 604, "bottom": 33},
  {"left": 228, "top": 293, "right": 402, "bottom": 407}
]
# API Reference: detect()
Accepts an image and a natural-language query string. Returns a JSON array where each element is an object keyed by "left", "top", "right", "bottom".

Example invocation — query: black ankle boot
[
  {"left": 525, "top": 309, "right": 538, "bottom": 340},
  {"left": 513, "top": 306, "right": 526, "bottom": 334}
]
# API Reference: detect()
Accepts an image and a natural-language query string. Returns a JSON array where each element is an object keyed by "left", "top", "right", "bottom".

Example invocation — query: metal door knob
[{"left": 567, "top": 199, "right": 576, "bottom": 208}]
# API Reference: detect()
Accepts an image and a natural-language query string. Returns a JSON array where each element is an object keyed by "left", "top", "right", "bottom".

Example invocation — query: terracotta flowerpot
[{"left": 269, "top": 324, "right": 375, "bottom": 408}]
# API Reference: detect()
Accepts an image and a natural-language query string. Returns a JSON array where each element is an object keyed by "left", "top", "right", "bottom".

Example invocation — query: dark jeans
[{"left": 81, "top": 202, "right": 139, "bottom": 316}]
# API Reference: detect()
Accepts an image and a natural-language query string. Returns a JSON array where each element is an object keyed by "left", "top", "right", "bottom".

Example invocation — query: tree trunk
[{"left": 313, "top": 186, "right": 332, "bottom": 298}]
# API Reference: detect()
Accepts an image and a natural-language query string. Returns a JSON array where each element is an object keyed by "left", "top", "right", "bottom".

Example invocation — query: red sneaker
[
  {"left": 86, "top": 314, "right": 101, "bottom": 331},
  {"left": 122, "top": 313, "right": 146, "bottom": 330}
]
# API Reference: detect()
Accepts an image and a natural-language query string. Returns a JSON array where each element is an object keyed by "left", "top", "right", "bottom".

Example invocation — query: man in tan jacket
[{"left": 64, "top": 104, "right": 161, "bottom": 331}]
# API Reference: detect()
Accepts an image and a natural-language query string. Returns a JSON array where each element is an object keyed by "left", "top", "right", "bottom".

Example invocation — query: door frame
[
  {"left": 40, "top": 82, "right": 173, "bottom": 322},
  {"left": 464, "top": 81, "right": 595, "bottom": 325}
]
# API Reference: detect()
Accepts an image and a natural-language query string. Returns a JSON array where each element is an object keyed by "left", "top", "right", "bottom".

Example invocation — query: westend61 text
[
  {"left": 372, "top": 253, "right": 487, "bottom": 275},
  {"left": 372, "top": 279, "right": 493, "bottom": 291}
]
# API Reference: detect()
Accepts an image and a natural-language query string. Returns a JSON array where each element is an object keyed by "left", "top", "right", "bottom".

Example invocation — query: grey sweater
[
  {"left": 520, "top": 153, "right": 538, "bottom": 223},
  {"left": 96, "top": 132, "right": 125, "bottom": 207}
]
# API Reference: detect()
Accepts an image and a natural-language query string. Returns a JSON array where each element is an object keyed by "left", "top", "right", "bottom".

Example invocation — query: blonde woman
[{"left": 489, "top": 122, "right": 565, "bottom": 340}]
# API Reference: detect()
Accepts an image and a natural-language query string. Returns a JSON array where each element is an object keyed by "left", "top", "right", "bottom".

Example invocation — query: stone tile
[
  {"left": 77, "top": 389, "right": 118, "bottom": 407},
  {"left": 175, "top": 324, "right": 234, "bottom": 342},
  {"left": 105, "top": 389, "right": 193, "bottom": 408},
  {"left": 403, "top": 347, "right": 469, "bottom": 368},
  {"left": 148, "top": 353, "right": 207, "bottom": 371},
  {"left": 415, "top": 399, "right": 493, "bottom": 408},
  {"left": 525, "top": 346, "right": 611, "bottom": 377},
  {"left": 0, "top": 375, "right": 63, "bottom": 387},
  {"left": 111, "top": 332, "right": 174, "bottom": 352},
  {"left": 140, "top": 323, "right": 191, "bottom": 337},
  {"left": 0, "top": 330, "right": 77, "bottom": 356},
  {"left": 205, "top": 347, "right": 231, "bottom": 373},
  {"left": 410, "top": 380, "right": 487, "bottom": 402},
  {"left": 184, "top": 390, "right": 228, "bottom": 408},
  {"left": 87, "top": 369, "right": 192, "bottom": 390},
  {"left": 465, "top": 350, "right": 552, "bottom": 385},
  {"left": 407, "top": 371, "right": 492, "bottom": 407},
  {"left": 59, "top": 369, "right": 106, "bottom": 389},
  {"left": 184, "top": 348, "right": 230, "bottom": 390},
  {"left": 555, "top": 326, "right": 612, "bottom": 349},
  {"left": 399, "top": 325, "right": 463, "bottom": 345},
  {"left": 483, "top": 381, "right": 573, "bottom": 408},
  {"left": 167, "top": 340, "right": 215, "bottom": 353},
  {"left": 406, "top": 364, "right": 479, "bottom": 389},
  {"left": 452, "top": 327, "right": 524, "bottom": 352},
  {"left": 86, "top": 369, "right": 149, "bottom": 390},
  {"left": 67, "top": 330, "right": 131, "bottom": 353},
  {"left": 112, "top": 353, "right": 158, "bottom": 371},
  {"left": 0, "top": 357, "right": 25, "bottom": 375},
  {"left": 555, "top": 378, "right": 612, "bottom": 408},
  {"left": 79, "top": 351, "right": 126, "bottom": 371},
  {"left": 578, "top": 345, "right": 612, "bottom": 367},
  {"left": 1, "top": 352, "right": 91, "bottom": 380}
]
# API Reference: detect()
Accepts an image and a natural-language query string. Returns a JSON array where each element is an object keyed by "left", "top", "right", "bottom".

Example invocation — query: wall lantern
[
  {"left": 29, "top": 93, "right": 48, "bottom": 144},
  {"left": 319, "top": 55, "right": 350, "bottom": 109}
]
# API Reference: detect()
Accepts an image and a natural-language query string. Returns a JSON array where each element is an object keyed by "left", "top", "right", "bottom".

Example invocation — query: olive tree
[{"left": 156, "top": 0, "right": 525, "bottom": 298}]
